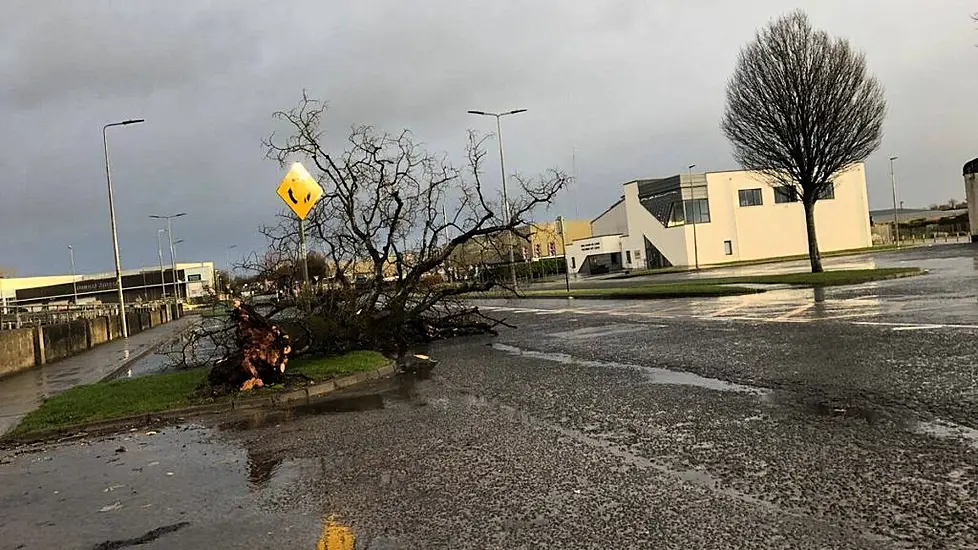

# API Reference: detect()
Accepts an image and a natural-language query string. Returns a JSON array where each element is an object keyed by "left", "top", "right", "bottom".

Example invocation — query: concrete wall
[
  {"left": 0, "top": 328, "right": 36, "bottom": 377},
  {"left": 43, "top": 319, "right": 89, "bottom": 363},
  {"left": 0, "top": 305, "right": 180, "bottom": 379},
  {"left": 88, "top": 316, "right": 110, "bottom": 346},
  {"left": 565, "top": 235, "right": 627, "bottom": 274},
  {"left": 591, "top": 199, "right": 628, "bottom": 237},
  {"left": 607, "top": 164, "right": 872, "bottom": 269},
  {"left": 697, "top": 164, "right": 872, "bottom": 265}
]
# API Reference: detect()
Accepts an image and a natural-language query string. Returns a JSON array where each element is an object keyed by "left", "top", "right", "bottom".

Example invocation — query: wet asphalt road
[{"left": 2, "top": 245, "right": 978, "bottom": 549}]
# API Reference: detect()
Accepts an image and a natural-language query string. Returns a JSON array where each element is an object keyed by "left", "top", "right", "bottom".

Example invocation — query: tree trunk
[{"left": 803, "top": 200, "right": 823, "bottom": 273}]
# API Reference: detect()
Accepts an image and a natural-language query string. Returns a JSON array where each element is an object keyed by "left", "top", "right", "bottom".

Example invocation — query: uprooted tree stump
[{"left": 207, "top": 300, "right": 293, "bottom": 393}]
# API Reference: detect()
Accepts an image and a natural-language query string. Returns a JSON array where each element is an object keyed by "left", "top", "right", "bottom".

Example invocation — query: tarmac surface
[{"left": 1, "top": 244, "right": 977, "bottom": 549}]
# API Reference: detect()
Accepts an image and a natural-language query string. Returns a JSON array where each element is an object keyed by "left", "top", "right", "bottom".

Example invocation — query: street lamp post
[
  {"left": 556, "top": 216, "right": 570, "bottom": 294},
  {"left": 687, "top": 164, "right": 700, "bottom": 270},
  {"left": 68, "top": 245, "right": 77, "bottom": 304},
  {"left": 467, "top": 108, "right": 527, "bottom": 289},
  {"left": 172, "top": 239, "right": 184, "bottom": 300},
  {"left": 156, "top": 229, "right": 167, "bottom": 302},
  {"left": 889, "top": 156, "right": 900, "bottom": 247},
  {"left": 103, "top": 118, "right": 145, "bottom": 339},
  {"left": 225, "top": 245, "right": 237, "bottom": 295},
  {"left": 150, "top": 213, "right": 186, "bottom": 302}
]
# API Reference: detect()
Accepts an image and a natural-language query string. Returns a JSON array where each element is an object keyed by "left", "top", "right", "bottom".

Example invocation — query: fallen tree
[{"left": 189, "top": 93, "right": 569, "bottom": 390}]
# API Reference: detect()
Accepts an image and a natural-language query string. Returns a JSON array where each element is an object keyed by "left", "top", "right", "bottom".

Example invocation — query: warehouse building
[
  {"left": 0, "top": 262, "right": 215, "bottom": 309},
  {"left": 566, "top": 164, "right": 872, "bottom": 274}
]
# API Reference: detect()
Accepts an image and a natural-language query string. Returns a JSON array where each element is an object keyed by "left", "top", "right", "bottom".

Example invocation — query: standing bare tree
[{"left": 721, "top": 10, "right": 886, "bottom": 272}]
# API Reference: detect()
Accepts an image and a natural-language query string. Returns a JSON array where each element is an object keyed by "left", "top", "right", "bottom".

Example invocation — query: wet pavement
[
  {"left": 1, "top": 245, "right": 978, "bottom": 548},
  {"left": 0, "top": 317, "right": 196, "bottom": 435}
]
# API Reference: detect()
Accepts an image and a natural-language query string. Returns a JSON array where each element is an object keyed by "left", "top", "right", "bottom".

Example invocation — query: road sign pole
[{"left": 299, "top": 216, "right": 310, "bottom": 286}]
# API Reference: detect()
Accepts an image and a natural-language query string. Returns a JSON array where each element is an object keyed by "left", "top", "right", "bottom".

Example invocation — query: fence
[
  {"left": 0, "top": 301, "right": 173, "bottom": 331},
  {"left": 0, "top": 303, "right": 183, "bottom": 379}
]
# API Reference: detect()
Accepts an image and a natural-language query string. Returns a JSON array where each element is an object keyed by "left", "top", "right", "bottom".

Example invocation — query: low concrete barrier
[
  {"left": 87, "top": 317, "right": 110, "bottom": 347},
  {"left": 0, "top": 306, "right": 184, "bottom": 379},
  {"left": 0, "top": 328, "right": 36, "bottom": 377}
]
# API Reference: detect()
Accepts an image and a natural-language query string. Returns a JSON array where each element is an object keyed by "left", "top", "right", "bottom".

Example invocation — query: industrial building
[
  {"left": 0, "top": 262, "right": 215, "bottom": 309},
  {"left": 565, "top": 164, "right": 872, "bottom": 274}
]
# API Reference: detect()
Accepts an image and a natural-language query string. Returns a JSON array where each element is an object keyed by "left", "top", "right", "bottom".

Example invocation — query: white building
[
  {"left": 565, "top": 164, "right": 872, "bottom": 274},
  {"left": 0, "top": 262, "right": 216, "bottom": 308}
]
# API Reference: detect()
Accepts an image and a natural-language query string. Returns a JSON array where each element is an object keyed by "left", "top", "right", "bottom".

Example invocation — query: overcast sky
[{"left": 2, "top": 0, "right": 976, "bottom": 276}]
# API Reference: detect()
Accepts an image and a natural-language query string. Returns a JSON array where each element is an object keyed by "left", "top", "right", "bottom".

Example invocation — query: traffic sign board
[{"left": 276, "top": 162, "right": 323, "bottom": 220}]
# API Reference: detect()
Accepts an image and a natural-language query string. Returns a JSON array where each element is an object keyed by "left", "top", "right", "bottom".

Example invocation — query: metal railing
[{"left": 0, "top": 302, "right": 169, "bottom": 330}]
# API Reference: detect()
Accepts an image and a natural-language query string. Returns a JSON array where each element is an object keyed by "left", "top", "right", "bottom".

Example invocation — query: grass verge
[
  {"left": 697, "top": 267, "right": 922, "bottom": 287},
  {"left": 608, "top": 244, "right": 908, "bottom": 280},
  {"left": 9, "top": 350, "right": 389, "bottom": 438},
  {"left": 474, "top": 267, "right": 922, "bottom": 300}
]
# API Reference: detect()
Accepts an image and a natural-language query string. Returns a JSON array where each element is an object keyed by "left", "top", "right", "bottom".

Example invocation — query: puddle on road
[
  {"left": 491, "top": 343, "right": 769, "bottom": 396},
  {"left": 219, "top": 393, "right": 387, "bottom": 432}
]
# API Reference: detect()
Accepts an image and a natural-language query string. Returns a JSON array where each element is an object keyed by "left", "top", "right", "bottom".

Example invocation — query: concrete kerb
[{"left": 1, "top": 361, "right": 397, "bottom": 447}]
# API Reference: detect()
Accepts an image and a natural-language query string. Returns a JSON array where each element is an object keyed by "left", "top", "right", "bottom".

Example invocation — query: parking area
[{"left": 478, "top": 243, "right": 978, "bottom": 330}]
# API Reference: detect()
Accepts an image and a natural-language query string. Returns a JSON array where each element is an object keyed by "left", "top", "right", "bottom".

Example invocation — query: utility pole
[
  {"left": 688, "top": 164, "right": 700, "bottom": 270},
  {"left": 467, "top": 108, "right": 527, "bottom": 289},
  {"left": 557, "top": 216, "right": 570, "bottom": 294},
  {"left": 890, "top": 156, "right": 900, "bottom": 247},
  {"left": 103, "top": 118, "right": 144, "bottom": 338},
  {"left": 150, "top": 213, "right": 186, "bottom": 301},
  {"left": 156, "top": 229, "right": 167, "bottom": 301},
  {"left": 68, "top": 245, "right": 77, "bottom": 304}
]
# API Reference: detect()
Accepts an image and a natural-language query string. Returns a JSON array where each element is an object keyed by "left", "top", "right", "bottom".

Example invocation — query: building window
[
  {"left": 548, "top": 242, "right": 557, "bottom": 256},
  {"left": 626, "top": 250, "right": 632, "bottom": 263},
  {"left": 738, "top": 188, "right": 763, "bottom": 207},
  {"left": 774, "top": 186, "right": 798, "bottom": 203},
  {"left": 570, "top": 257, "right": 576, "bottom": 269},
  {"left": 724, "top": 240, "right": 733, "bottom": 255},
  {"left": 817, "top": 182, "right": 835, "bottom": 200},
  {"left": 683, "top": 198, "right": 710, "bottom": 224},
  {"left": 534, "top": 244, "right": 541, "bottom": 257}
]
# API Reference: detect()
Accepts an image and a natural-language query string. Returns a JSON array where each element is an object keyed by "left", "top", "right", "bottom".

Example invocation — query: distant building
[
  {"left": 565, "top": 164, "right": 872, "bottom": 274},
  {"left": 0, "top": 262, "right": 215, "bottom": 309},
  {"left": 523, "top": 219, "right": 591, "bottom": 260}
]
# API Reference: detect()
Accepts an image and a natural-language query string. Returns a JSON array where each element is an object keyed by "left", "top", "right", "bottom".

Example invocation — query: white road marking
[
  {"left": 774, "top": 303, "right": 815, "bottom": 320},
  {"left": 852, "top": 321, "right": 978, "bottom": 331}
]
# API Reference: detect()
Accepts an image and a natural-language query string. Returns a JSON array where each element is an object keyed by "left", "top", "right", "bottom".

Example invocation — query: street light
[
  {"left": 156, "top": 229, "right": 167, "bottom": 302},
  {"left": 68, "top": 245, "right": 77, "bottom": 304},
  {"left": 687, "top": 164, "right": 700, "bottom": 270},
  {"left": 225, "top": 245, "right": 237, "bottom": 294},
  {"left": 468, "top": 108, "right": 527, "bottom": 289},
  {"left": 150, "top": 213, "right": 186, "bottom": 302},
  {"left": 889, "top": 156, "right": 900, "bottom": 247},
  {"left": 103, "top": 118, "right": 145, "bottom": 339},
  {"left": 556, "top": 216, "right": 570, "bottom": 294}
]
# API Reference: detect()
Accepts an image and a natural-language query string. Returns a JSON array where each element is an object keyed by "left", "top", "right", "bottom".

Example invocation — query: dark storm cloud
[{"left": 1, "top": 0, "right": 976, "bottom": 276}]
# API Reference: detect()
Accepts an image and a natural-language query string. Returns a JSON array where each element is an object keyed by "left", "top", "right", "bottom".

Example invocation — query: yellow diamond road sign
[{"left": 276, "top": 162, "right": 323, "bottom": 220}]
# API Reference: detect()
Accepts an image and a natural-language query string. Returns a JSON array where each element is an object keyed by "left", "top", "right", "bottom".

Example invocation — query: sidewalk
[{"left": 0, "top": 316, "right": 196, "bottom": 435}]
